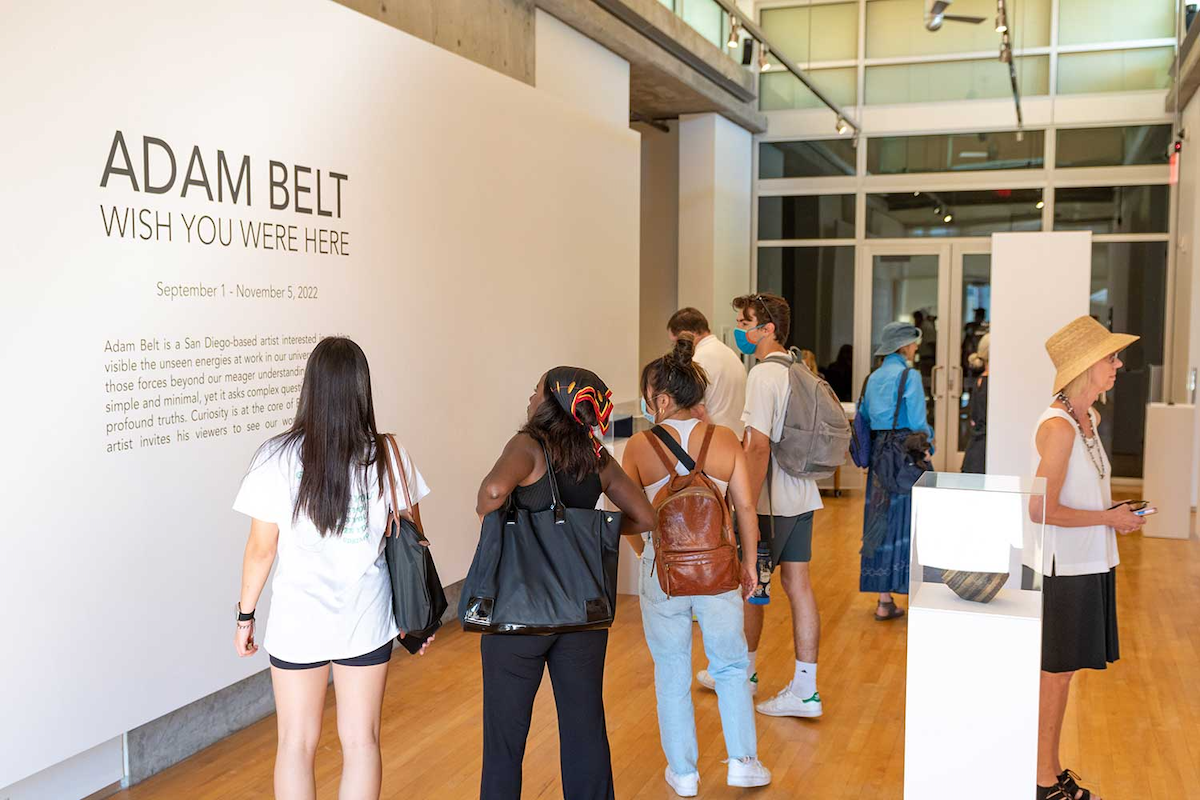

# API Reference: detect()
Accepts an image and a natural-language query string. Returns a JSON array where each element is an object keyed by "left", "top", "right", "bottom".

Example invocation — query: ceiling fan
[{"left": 925, "top": 0, "right": 986, "bottom": 31}]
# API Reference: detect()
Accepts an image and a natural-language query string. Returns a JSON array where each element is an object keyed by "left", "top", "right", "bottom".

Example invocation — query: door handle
[
  {"left": 950, "top": 365, "right": 962, "bottom": 396},
  {"left": 931, "top": 365, "right": 945, "bottom": 398}
]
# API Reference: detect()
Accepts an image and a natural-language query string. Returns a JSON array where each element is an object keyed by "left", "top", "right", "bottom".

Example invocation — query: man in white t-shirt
[
  {"left": 696, "top": 292, "right": 824, "bottom": 719},
  {"left": 667, "top": 307, "right": 747, "bottom": 438}
]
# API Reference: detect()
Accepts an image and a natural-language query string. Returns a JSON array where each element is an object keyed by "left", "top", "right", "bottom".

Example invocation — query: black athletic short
[{"left": 268, "top": 640, "right": 394, "bottom": 670}]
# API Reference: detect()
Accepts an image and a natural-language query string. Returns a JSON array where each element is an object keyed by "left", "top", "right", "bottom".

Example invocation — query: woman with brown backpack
[{"left": 621, "top": 336, "right": 771, "bottom": 797}]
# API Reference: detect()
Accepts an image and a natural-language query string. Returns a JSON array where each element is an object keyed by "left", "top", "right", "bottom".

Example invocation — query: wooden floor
[{"left": 115, "top": 491, "right": 1199, "bottom": 799}]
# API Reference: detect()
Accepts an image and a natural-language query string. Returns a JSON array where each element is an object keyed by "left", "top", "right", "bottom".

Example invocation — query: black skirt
[{"left": 1041, "top": 567, "right": 1120, "bottom": 673}]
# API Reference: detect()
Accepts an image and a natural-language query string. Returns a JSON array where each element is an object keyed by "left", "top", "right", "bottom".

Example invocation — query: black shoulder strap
[
  {"left": 537, "top": 439, "right": 566, "bottom": 524},
  {"left": 650, "top": 425, "right": 696, "bottom": 472},
  {"left": 893, "top": 368, "right": 911, "bottom": 429},
  {"left": 857, "top": 373, "right": 871, "bottom": 404}
]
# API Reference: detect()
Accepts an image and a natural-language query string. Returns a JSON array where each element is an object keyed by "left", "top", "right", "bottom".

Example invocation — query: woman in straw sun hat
[{"left": 1032, "top": 316, "right": 1142, "bottom": 800}]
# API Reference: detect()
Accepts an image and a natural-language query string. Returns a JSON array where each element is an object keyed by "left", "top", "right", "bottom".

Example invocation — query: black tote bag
[
  {"left": 458, "top": 441, "right": 622, "bottom": 634},
  {"left": 381, "top": 434, "right": 448, "bottom": 654}
]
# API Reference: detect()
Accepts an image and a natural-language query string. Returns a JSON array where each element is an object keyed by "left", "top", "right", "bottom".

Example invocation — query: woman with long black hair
[
  {"left": 475, "top": 367, "right": 657, "bottom": 800},
  {"left": 233, "top": 337, "right": 431, "bottom": 800}
]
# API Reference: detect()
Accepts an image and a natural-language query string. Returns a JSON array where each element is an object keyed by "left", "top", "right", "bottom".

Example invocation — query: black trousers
[{"left": 480, "top": 629, "right": 614, "bottom": 800}]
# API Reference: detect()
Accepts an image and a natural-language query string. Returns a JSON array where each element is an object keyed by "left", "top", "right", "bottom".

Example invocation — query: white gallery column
[{"left": 677, "top": 112, "right": 753, "bottom": 342}]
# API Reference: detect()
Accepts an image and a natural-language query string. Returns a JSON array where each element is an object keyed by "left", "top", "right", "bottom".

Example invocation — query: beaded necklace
[{"left": 1056, "top": 392, "right": 1106, "bottom": 479}]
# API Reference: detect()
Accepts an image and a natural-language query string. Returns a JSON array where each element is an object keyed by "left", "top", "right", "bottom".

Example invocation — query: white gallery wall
[
  {"left": 0, "top": 0, "right": 639, "bottom": 788},
  {"left": 988, "top": 231, "right": 1092, "bottom": 479}
]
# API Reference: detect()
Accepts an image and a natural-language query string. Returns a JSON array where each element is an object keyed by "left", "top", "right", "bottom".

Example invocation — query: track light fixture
[
  {"left": 759, "top": 45, "right": 771, "bottom": 73},
  {"left": 944, "top": 214, "right": 954, "bottom": 223},
  {"left": 836, "top": 117, "right": 850, "bottom": 135},
  {"left": 1036, "top": 200, "right": 1045, "bottom": 209},
  {"left": 728, "top": 18, "right": 740, "bottom": 49}
]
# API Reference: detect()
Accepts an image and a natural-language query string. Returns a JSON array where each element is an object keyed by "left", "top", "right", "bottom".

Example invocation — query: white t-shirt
[
  {"left": 743, "top": 357, "right": 824, "bottom": 518},
  {"left": 1027, "top": 407, "right": 1118, "bottom": 576},
  {"left": 233, "top": 436, "right": 430, "bottom": 663},
  {"left": 693, "top": 334, "right": 747, "bottom": 438}
]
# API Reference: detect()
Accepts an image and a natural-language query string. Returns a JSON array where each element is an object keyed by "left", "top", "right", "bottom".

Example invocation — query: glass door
[
  {"left": 861, "top": 243, "right": 952, "bottom": 471},
  {"left": 860, "top": 242, "right": 991, "bottom": 473},
  {"left": 947, "top": 244, "right": 992, "bottom": 471}
]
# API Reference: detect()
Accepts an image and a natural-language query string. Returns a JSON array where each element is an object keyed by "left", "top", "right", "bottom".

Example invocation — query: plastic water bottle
[{"left": 748, "top": 541, "right": 772, "bottom": 605}]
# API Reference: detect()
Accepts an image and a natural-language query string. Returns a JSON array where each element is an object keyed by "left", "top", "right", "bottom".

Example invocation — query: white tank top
[
  {"left": 1028, "top": 407, "right": 1119, "bottom": 576},
  {"left": 643, "top": 418, "right": 730, "bottom": 503}
]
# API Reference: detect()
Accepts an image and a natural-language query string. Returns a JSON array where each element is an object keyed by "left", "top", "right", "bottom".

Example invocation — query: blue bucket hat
[{"left": 875, "top": 322, "right": 922, "bottom": 357}]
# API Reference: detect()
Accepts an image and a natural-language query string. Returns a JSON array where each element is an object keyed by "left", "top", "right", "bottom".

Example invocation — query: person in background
[
  {"left": 859, "top": 322, "right": 933, "bottom": 621},
  {"left": 1032, "top": 317, "right": 1142, "bottom": 800},
  {"left": 233, "top": 337, "right": 432, "bottom": 800},
  {"left": 824, "top": 344, "right": 854, "bottom": 402},
  {"left": 962, "top": 307, "right": 989, "bottom": 374},
  {"left": 696, "top": 292, "right": 825, "bottom": 720},
  {"left": 667, "top": 307, "right": 747, "bottom": 437},
  {"left": 961, "top": 333, "right": 989, "bottom": 474},
  {"left": 623, "top": 337, "right": 771, "bottom": 795},
  {"left": 798, "top": 349, "right": 821, "bottom": 379},
  {"left": 474, "top": 367, "right": 656, "bottom": 800}
]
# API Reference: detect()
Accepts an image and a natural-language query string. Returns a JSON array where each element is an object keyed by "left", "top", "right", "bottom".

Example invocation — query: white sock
[
  {"left": 791, "top": 660, "right": 817, "bottom": 698},
  {"left": 747, "top": 650, "right": 758, "bottom": 678}
]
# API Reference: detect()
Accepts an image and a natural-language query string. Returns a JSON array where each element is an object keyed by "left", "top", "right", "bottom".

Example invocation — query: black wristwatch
[{"left": 236, "top": 602, "right": 255, "bottom": 622}]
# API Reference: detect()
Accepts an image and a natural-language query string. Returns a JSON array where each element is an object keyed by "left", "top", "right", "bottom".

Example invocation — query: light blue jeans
[{"left": 639, "top": 542, "right": 757, "bottom": 777}]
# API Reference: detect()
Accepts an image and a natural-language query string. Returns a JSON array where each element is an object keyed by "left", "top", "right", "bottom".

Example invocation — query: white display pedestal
[
  {"left": 1142, "top": 402, "right": 1195, "bottom": 540},
  {"left": 904, "top": 583, "right": 1042, "bottom": 800}
]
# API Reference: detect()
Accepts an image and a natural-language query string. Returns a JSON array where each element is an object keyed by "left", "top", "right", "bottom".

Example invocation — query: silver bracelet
[{"left": 236, "top": 620, "right": 254, "bottom": 629}]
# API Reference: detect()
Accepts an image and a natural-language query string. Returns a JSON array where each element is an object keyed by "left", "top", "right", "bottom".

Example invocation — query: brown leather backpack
[{"left": 647, "top": 425, "right": 741, "bottom": 597}]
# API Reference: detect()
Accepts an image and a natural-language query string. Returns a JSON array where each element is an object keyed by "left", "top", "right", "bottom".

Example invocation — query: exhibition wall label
[{"left": 0, "top": 0, "right": 639, "bottom": 786}]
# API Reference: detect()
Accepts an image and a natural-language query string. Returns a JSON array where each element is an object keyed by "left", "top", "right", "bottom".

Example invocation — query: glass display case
[{"left": 910, "top": 472, "right": 1046, "bottom": 608}]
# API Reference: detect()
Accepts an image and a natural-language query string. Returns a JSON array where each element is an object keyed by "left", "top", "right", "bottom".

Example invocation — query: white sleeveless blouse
[{"left": 1028, "top": 407, "right": 1119, "bottom": 577}]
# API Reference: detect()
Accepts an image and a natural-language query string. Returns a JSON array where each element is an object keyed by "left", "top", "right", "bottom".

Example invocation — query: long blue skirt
[{"left": 860, "top": 466, "right": 911, "bottom": 594}]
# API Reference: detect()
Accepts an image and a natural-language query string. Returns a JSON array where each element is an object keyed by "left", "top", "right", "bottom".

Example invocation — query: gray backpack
[{"left": 762, "top": 349, "right": 851, "bottom": 480}]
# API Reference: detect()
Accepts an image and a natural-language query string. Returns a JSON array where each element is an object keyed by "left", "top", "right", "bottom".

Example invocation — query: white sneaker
[
  {"left": 726, "top": 757, "right": 772, "bottom": 788},
  {"left": 755, "top": 687, "right": 823, "bottom": 718},
  {"left": 696, "top": 669, "right": 759, "bottom": 695},
  {"left": 665, "top": 766, "right": 699, "bottom": 797}
]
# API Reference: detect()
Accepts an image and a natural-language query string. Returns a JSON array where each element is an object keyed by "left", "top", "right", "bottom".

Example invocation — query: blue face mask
[
  {"left": 640, "top": 396, "right": 657, "bottom": 424},
  {"left": 734, "top": 325, "right": 764, "bottom": 355}
]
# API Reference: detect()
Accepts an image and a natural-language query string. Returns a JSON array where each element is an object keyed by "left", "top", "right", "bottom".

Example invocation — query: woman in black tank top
[{"left": 473, "top": 367, "right": 655, "bottom": 800}]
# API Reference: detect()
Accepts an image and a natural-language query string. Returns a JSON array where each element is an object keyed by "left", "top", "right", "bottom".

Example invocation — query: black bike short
[{"left": 268, "top": 640, "right": 393, "bottom": 670}]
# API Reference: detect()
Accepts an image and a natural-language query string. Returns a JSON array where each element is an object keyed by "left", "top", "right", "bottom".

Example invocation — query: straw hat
[{"left": 1046, "top": 316, "right": 1139, "bottom": 395}]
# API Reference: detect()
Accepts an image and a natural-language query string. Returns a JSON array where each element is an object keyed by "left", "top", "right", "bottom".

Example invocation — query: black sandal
[
  {"left": 1058, "top": 768, "right": 1096, "bottom": 800},
  {"left": 1036, "top": 785, "right": 1072, "bottom": 800},
  {"left": 874, "top": 600, "right": 906, "bottom": 621}
]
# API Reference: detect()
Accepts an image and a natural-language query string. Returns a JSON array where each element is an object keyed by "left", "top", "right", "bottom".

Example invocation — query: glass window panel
[
  {"left": 866, "top": 0, "right": 1051, "bottom": 58},
  {"left": 1056, "top": 125, "right": 1173, "bottom": 167},
  {"left": 865, "top": 56, "right": 1049, "bottom": 104},
  {"left": 1053, "top": 185, "right": 1170, "bottom": 234},
  {"left": 761, "top": 3, "right": 859, "bottom": 64},
  {"left": 866, "top": 189, "right": 1044, "bottom": 237},
  {"left": 760, "top": 67, "right": 858, "bottom": 111},
  {"left": 867, "top": 130, "right": 1045, "bottom": 174},
  {"left": 1058, "top": 0, "right": 1175, "bottom": 46},
  {"left": 682, "top": 0, "right": 725, "bottom": 49},
  {"left": 658, "top": 0, "right": 674, "bottom": 9},
  {"left": 758, "top": 246, "right": 857, "bottom": 399},
  {"left": 760, "top": 139, "right": 858, "bottom": 178},
  {"left": 759, "top": 195, "right": 856, "bottom": 239},
  {"left": 1090, "top": 242, "right": 1167, "bottom": 477},
  {"left": 1057, "top": 47, "right": 1175, "bottom": 94}
]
